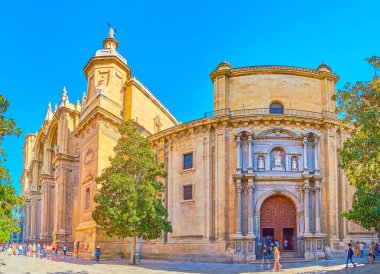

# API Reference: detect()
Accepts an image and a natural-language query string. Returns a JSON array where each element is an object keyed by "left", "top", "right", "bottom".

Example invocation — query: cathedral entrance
[{"left": 260, "top": 195, "right": 297, "bottom": 252}]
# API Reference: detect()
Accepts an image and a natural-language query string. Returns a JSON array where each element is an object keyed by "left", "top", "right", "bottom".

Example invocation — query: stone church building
[{"left": 20, "top": 30, "right": 377, "bottom": 262}]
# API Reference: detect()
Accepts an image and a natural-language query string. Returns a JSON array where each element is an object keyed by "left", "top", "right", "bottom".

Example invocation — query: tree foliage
[
  {"left": 0, "top": 95, "right": 23, "bottom": 243},
  {"left": 334, "top": 56, "right": 380, "bottom": 232},
  {"left": 92, "top": 120, "right": 172, "bottom": 264}
]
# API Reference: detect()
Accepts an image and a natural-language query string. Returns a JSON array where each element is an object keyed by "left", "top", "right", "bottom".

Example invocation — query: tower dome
[{"left": 94, "top": 27, "right": 127, "bottom": 64}]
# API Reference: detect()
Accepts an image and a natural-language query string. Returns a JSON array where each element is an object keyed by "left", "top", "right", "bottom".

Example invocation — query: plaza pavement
[{"left": 0, "top": 253, "right": 379, "bottom": 274}]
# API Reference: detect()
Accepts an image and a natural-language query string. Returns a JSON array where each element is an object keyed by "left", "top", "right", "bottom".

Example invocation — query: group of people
[
  {"left": 346, "top": 241, "right": 380, "bottom": 268},
  {"left": 0, "top": 242, "right": 66, "bottom": 257},
  {"left": 261, "top": 238, "right": 282, "bottom": 271},
  {"left": 1, "top": 241, "right": 101, "bottom": 263}
]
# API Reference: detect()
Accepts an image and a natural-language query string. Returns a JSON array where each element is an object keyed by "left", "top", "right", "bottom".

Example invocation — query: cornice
[
  {"left": 73, "top": 106, "right": 123, "bottom": 137},
  {"left": 254, "top": 175, "right": 303, "bottom": 182},
  {"left": 150, "top": 113, "right": 342, "bottom": 143},
  {"left": 51, "top": 152, "right": 79, "bottom": 166},
  {"left": 83, "top": 55, "right": 131, "bottom": 78},
  {"left": 210, "top": 65, "right": 339, "bottom": 82},
  {"left": 40, "top": 174, "right": 55, "bottom": 181}
]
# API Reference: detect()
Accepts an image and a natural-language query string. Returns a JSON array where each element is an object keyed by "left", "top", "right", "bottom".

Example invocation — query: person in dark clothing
[
  {"left": 346, "top": 243, "right": 356, "bottom": 268},
  {"left": 95, "top": 246, "right": 101, "bottom": 263}
]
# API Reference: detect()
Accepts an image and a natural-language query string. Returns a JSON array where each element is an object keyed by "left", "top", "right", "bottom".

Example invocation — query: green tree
[
  {"left": 334, "top": 56, "right": 380, "bottom": 232},
  {"left": 92, "top": 120, "right": 172, "bottom": 264},
  {"left": 0, "top": 95, "right": 23, "bottom": 243}
]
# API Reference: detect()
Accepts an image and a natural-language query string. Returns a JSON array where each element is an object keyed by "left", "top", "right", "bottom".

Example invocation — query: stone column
[
  {"left": 30, "top": 194, "right": 38, "bottom": 240},
  {"left": 235, "top": 179, "right": 242, "bottom": 235},
  {"left": 303, "top": 137, "right": 309, "bottom": 172},
  {"left": 247, "top": 179, "right": 254, "bottom": 235},
  {"left": 303, "top": 179, "right": 311, "bottom": 235},
  {"left": 40, "top": 187, "right": 46, "bottom": 239},
  {"left": 236, "top": 137, "right": 242, "bottom": 174},
  {"left": 25, "top": 201, "right": 30, "bottom": 239},
  {"left": 41, "top": 181, "right": 51, "bottom": 240},
  {"left": 254, "top": 213, "right": 260, "bottom": 239},
  {"left": 314, "top": 138, "right": 320, "bottom": 175},
  {"left": 315, "top": 180, "right": 322, "bottom": 234},
  {"left": 248, "top": 136, "right": 253, "bottom": 173}
]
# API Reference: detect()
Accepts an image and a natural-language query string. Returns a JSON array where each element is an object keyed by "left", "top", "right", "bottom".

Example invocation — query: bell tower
[
  {"left": 81, "top": 27, "right": 131, "bottom": 120},
  {"left": 73, "top": 28, "right": 131, "bottom": 259}
]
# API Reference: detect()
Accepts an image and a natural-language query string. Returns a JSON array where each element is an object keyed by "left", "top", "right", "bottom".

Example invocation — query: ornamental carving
[{"left": 83, "top": 149, "right": 95, "bottom": 165}]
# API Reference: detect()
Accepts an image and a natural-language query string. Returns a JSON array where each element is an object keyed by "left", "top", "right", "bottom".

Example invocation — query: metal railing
[{"left": 204, "top": 108, "right": 338, "bottom": 120}]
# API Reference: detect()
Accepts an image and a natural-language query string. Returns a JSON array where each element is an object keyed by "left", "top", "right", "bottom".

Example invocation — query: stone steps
[{"left": 249, "top": 258, "right": 313, "bottom": 264}]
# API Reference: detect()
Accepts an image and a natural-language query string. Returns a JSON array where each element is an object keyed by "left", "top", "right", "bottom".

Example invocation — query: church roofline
[
  {"left": 210, "top": 64, "right": 339, "bottom": 82},
  {"left": 150, "top": 107, "right": 341, "bottom": 142},
  {"left": 126, "top": 77, "right": 179, "bottom": 125}
]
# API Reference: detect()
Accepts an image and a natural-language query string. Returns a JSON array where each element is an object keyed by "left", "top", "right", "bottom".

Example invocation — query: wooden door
[{"left": 260, "top": 195, "right": 297, "bottom": 251}]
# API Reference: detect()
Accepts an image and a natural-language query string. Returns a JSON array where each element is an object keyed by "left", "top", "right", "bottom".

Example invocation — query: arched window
[
  {"left": 85, "top": 187, "right": 91, "bottom": 210},
  {"left": 269, "top": 102, "right": 284, "bottom": 114}
]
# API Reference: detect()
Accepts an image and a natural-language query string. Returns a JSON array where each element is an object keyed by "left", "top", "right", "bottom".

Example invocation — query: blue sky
[{"left": 0, "top": 0, "right": 378, "bottom": 193}]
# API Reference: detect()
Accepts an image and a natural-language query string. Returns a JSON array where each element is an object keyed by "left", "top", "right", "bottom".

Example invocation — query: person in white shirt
[{"left": 359, "top": 242, "right": 364, "bottom": 258}]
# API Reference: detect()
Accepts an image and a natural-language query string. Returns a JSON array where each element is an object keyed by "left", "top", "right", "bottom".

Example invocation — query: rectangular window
[
  {"left": 183, "top": 152, "right": 193, "bottom": 170},
  {"left": 183, "top": 185, "right": 193, "bottom": 200}
]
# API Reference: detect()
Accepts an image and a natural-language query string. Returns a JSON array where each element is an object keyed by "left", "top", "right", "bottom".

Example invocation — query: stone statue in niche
[
  {"left": 291, "top": 156, "right": 298, "bottom": 170},
  {"left": 274, "top": 151, "right": 282, "bottom": 168},
  {"left": 53, "top": 144, "right": 59, "bottom": 155},
  {"left": 272, "top": 149, "right": 285, "bottom": 170},
  {"left": 257, "top": 155, "right": 265, "bottom": 170}
]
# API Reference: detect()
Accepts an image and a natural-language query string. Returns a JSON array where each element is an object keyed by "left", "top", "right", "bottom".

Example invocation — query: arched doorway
[{"left": 260, "top": 195, "right": 297, "bottom": 252}]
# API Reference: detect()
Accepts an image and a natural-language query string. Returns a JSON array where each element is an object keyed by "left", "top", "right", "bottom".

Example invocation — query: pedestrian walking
[
  {"left": 374, "top": 242, "right": 379, "bottom": 256},
  {"left": 37, "top": 244, "right": 41, "bottom": 257},
  {"left": 346, "top": 243, "right": 356, "bottom": 268},
  {"left": 95, "top": 246, "right": 101, "bottom": 263},
  {"left": 369, "top": 242, "right": 374, "bottom": 265},
  {"left": 63, "top": 245, "right": 67, "bottom": 256},
  {"left": 32, "top": 243, "right": 36, "bottom": 256},
  {"left": 272, "top": 246, "right": 281, "bottom": 272},
  {"left": 261, "top": 243, "right": 270, "bottom": 268},
  {"left": 360, "top": 242, "right": 364, "bottom": 258},
  {"left": 355, "top": 242, "right": 360, "bottom": 258}
]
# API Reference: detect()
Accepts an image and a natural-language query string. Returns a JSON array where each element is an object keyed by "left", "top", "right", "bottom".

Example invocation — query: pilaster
[
  {"left": 303, "top": 179, "right": 311, "bottom": 235},
  {"left": 325, "top": 126, "right": 339, "bottom": 242},
  {"left": 303, "top": 136, "right": 309, "bottom": 174},
  {"left": 234, "top": 179, "right": 242, "bottom": 235},
  {"left": 247, "top": 136, "right": 253, "bottom": 173},
  {"left": 236, "top": 136, "right": 242, "bottom": 174}
]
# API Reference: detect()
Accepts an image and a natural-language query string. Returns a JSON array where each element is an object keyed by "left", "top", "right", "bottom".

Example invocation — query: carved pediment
[{"left": 256, "top": 127, "right": 300, "bottom": 139}]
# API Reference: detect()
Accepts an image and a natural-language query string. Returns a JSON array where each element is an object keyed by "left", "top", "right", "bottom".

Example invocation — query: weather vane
[{"left": 107, "top": 22, "right": 117, "bottom": 38}]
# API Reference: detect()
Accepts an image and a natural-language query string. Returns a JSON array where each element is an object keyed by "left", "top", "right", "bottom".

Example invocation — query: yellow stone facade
[
  {"left": 21, "top": 30, "right": 177, "bottom": 259},
  {"left": 21, "top": 31, "right": 378, "bottom": 262}
]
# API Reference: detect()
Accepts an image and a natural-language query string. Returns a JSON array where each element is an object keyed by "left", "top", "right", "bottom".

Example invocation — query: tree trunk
[{"left": 129, "top": 229, "right": 136, "bottom": 265}]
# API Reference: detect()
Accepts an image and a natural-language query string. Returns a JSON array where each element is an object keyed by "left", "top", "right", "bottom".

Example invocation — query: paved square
[{"left": 0, "top": 254, "right": 379, "bottom": 274}]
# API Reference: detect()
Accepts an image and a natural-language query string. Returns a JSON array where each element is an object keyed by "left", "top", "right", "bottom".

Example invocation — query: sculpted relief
[{"left": 83, "top": 148, "right": 95, "bottom": 165}]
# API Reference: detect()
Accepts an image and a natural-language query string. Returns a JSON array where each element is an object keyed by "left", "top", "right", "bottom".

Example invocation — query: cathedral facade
[{"left": 20, "top": 31, "right": 377, "bottom": 262}]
